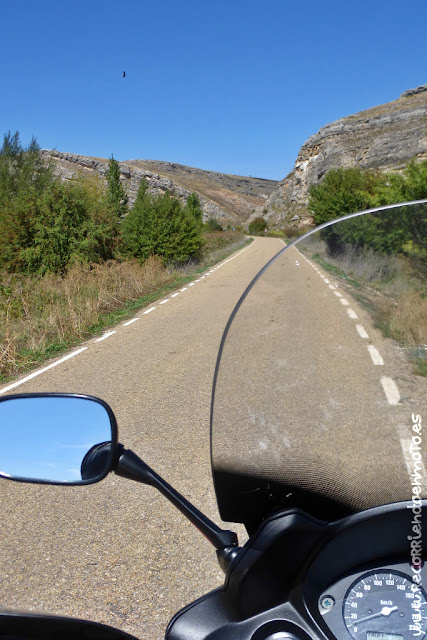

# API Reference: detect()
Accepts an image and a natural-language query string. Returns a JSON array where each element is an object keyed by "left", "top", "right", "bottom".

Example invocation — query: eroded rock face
[
  {"left": 41, "top": 150, "right": 223, "bottom": 221},
  {"left": 41, "top": 151, "right": 278, "bottom": 225},
  {"left": 260, "top": 85, "right": 427, "bottom": 227}
]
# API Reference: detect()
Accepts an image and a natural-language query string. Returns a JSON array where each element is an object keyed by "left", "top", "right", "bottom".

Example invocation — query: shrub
[
  {"left": 185, "top": 192, "right": 203, "bottom": 227},
  {"left": 248, "top": 216, "right": 268, "bottom": 234},
  {"left": 204, "top": 218, "right": 223, "bottom": 232},
  {"left": 308, "top": 167, "right": 374, "bottom": 224},
  {"left": 19, "top": 179, "right": 119, "bottom": 274},
  {"left": 121, "top": 186, "right": 203, "bottom": 265},
  {"left": 106, "top": 155, "right": 128, "bottom": 218}
]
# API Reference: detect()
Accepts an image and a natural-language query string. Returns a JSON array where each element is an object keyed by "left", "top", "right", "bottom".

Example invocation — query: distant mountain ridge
[
  {"left": 41, "top": 151, "right": 279, "bottom": 225},
  {"left": 258, "top": 84, "right": 427, "bottom": 228}
]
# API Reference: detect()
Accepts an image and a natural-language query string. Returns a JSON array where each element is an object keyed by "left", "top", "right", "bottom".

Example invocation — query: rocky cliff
[
  {"left": 41, "top": 151, "right": 278, "bottom": 225},
  {"left": 260, "top": 84, "right": 427, "bottom": 227}
]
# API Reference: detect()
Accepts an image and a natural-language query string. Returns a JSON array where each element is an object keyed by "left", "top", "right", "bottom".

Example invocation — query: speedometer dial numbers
[{"left": 343, "top": 571, "right": 427, "bottom": 640}]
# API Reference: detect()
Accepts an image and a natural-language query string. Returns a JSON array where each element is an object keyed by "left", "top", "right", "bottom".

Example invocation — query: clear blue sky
[{"left": 1, "top": 0, "right": 426, "bottom": 180}]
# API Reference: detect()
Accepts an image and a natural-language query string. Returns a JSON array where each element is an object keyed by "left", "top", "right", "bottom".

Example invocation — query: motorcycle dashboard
[
  {"left": 315, "top": 562, "right": 426, "bottom": 640},
  {"left": 167, "top": 502, "right": 427, "bottom": 640}
]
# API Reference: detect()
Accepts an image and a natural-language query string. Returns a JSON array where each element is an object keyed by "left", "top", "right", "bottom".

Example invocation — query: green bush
[
  {"left": 248, "top": 216, "right": 268, "bottom": 234},
  {"left": 121, "top": 184, "right": 203, "bottom": 265},
  {"left": 20, "top": 178, "right": 119, "bottom": 274},
  {"left": 204, "top": 217, "right": 223, "bottom": 232},
  {"left": 185, "top": 192, "right": 203, "bottom": 227},
  {"left": 106, "top": 155, "right": 128, "bottom": 218},
  {"left": 308, "top": 160, "right": 427, "bottom": 264},
  {"left": 308, "top": 167, "right": 375, "bottom": 224}
]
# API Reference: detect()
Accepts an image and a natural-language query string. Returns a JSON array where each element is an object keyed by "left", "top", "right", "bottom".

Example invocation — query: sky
[{"left": 1, "top": 0, "right": 426, "bottom": 180}]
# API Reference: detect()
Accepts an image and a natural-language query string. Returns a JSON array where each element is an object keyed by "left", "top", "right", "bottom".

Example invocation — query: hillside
[
  {"left": 42, "top": 151, "right": 278, "bottom": 226},
  {"left": 259, "top": 84, "right": 427, "bottom": 228}
]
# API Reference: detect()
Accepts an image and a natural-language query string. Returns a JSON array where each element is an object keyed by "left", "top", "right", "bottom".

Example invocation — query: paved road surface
[
  {"left": 0, "top": 239, "right": 282, "bottom": 639},
  {"left": 0, "top": 237, "right": 424, "bottom": 639}
]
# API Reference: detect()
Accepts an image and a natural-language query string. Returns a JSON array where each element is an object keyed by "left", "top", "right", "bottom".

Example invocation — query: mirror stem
[{"left": 114, "top": 446, "right": 238, "bottom": 552}]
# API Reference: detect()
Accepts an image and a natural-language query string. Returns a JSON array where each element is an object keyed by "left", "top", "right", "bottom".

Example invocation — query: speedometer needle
[{"left": 349, "top": 605, "right": 398, "bottom": 626}]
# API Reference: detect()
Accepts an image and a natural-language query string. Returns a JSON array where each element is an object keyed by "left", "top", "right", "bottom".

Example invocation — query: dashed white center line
[
  {"left": 324, "top": 278, "right": 330, "bottom": 283},
  {"left": 347, "top": 308, "right": 358, "bottom": 319},
  {"left": 381, "top": 377, "right": 401, "bottom": 405},
  {"left": 170, "top": 292, "right": 179, "bottom": 298},
  {"left": 339, "top": 298, "right": 349, "bottom": 306},
  {"left": 143, "top": 307, "right": 156, "bottom": 315},
  {"left": 123, "top": 318, "right": 139, "bottom": 326},
  {"left": 189, "top": 282, "right": 195, "bottom": 287},
  {"left": 356, "top": 324, "right": 369, "bottom": 339},
  {"left": 328, "top": 284, "right": 336, "bottom": 290},
  {"left": 96, "top": 331, "right": 115, "bottom": 342},
  {"left": 180, "top": 287, "right": 188, "bottom": 292},
  {"left": 368, "top": 345, "right": 384, "bottom": 365},
  {"left": 159, "top": 299, "right": 169, "bottom": 305},
  {"left": 334, "top": 291, "right": 343, "bottom": 298}
]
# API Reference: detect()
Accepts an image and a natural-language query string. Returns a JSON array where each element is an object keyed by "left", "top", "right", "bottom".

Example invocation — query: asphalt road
[
  {"left": 0, "top": 238, "right": 283, "bottom": 640},
  {"left": 0, "top": 237, "right": 425, "bottom": 639}
]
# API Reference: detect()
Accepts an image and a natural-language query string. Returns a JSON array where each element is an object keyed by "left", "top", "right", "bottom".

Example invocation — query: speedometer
[{"left": 343, "top": 571, "right": 427, "bottom": 640}]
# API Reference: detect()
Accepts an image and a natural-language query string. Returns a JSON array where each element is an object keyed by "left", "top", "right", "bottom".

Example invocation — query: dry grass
[
  {"left": 0, "top": 257, "right": 174, "bottom": 378},
  {"left": 0, "top": 232, "right": 251, "bottom": 380},
  {"left": 298, "top": 234, "right": 427, "bottom": 373}
]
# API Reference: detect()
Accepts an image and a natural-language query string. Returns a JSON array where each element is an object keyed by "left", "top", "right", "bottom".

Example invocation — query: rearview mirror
[{"left": 0, "top": 394, "right": 118, "bottom": 484}]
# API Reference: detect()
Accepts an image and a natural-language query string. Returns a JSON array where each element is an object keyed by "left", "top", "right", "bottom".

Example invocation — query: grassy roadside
[
  {"left": 298, "top": 236, "right": 427, "bottom": 376},
  {"left": 0, "top": 233, "right": 252, "bottom": 383}
]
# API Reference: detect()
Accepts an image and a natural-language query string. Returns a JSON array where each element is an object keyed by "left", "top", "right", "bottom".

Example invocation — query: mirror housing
[{"left": 0, "top": 393, "right": 118, "bottom": 485}]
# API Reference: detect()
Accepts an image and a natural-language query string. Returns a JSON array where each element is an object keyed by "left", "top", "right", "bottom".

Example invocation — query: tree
[
  {"left": 121, "top": 191, "right": 203, "bottom": 264},
  {"left": 0, "top": 131, "right": 55, "bottom": 271},
  {"left": 248, "top": 216, "right": 268, "bottom": 234},
  {"left": 186, "top": 192, "right": 203, "bottom": 227},
  {"left": 17, "top": 177, "right": 119, "bottom": 275},
  {"left": 105, "top": 155, "right": 128, "bottom": 218},
  {"left": 204, "top": 217, "right": 223, "bottom": 231},
  {"left": 308, "top": 167, "right": 375, "bottom": 224},
  {"left": 0, "top": 130, "right": 53, "bottom": 208}
]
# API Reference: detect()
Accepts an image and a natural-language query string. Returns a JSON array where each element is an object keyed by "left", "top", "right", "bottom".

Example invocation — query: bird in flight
[{"left": 123, "top": 71, "right": 126, "bottom": 78}]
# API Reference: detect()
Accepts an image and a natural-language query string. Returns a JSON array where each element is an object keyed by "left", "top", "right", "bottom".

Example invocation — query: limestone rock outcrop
[{"left": 259, "top": 85, "right": 427, "bottom": 227}]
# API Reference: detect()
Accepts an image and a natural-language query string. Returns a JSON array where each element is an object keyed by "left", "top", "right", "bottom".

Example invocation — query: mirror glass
[{"left": 0, "top": 395, "right": 115, "bottom": 484}]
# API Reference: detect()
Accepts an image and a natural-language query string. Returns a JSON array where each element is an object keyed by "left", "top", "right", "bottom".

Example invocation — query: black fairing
[
  {"left": 0, "top": 610, "right": 138, "bottom": 640},
  {"left": 166, "top": 501, "right": 427, "bottom": 640}
]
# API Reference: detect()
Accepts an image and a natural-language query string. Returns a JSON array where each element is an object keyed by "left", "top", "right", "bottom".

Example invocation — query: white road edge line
[
  {"left": 0, "top": 347, "right": 88, "bottom": 395},
  {"left": 143, "top": 307, "right": 156, "bottom": 314},
  {"left": 368, "top": 345, "right": 384, "bottom": 365},
  {"left": 347, "top": 308, "right": 358, "bottom": 319},
  {"left": 339, "top": 298, "right": 349, "bottom": 306},
  {"left": 170, "top": 292, "right": 179, "bottom": 298},
  {"left": 159, "top": 299, "right": 169, "bottom": 304},
  {"left": 96, "top": 331, "right": 116, "bottom": 342},
  {"left": 334, "top": 291, "right": 343, "bottom": 298},
  {"left": 123, "top": 318, "right": 139, "bottom": 326},
  {"left": 381, "top": 377, "right": 401, "bottom": 405}
]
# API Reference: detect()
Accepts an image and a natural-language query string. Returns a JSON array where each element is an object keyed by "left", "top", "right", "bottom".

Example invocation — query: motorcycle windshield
[{"left": 211, "top": 202, "right": 427, "bottom": 530}]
